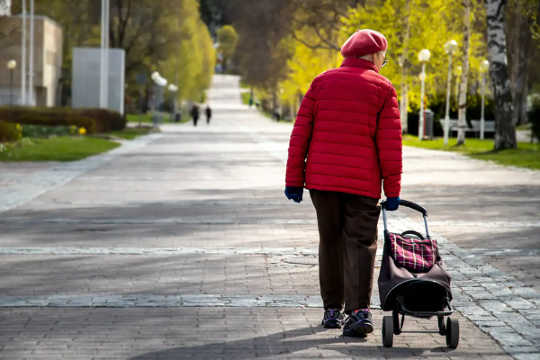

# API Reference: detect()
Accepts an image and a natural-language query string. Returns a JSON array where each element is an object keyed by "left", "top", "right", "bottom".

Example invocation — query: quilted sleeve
[
  {"left": 285, "top": 79, "right": 318, "bottom": 187},
  {"left": 376, "top": 85, "right": 402, "bottom": 198}
]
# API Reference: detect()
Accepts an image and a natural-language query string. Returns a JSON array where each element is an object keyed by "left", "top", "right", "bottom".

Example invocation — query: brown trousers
[{"left": 309, "top": 189, "right": 380, "bottom": 313}]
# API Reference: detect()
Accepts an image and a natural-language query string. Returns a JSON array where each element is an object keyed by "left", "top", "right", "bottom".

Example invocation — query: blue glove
[
  {"left": 384, "top": 197, "right": 400, "bottom": 211},
  {"left": 284, "top": 186, "right": 303, "bottom": 203}
]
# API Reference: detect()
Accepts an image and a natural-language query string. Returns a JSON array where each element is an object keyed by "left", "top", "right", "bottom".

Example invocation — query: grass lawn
[
  {"left": 241, "top": 91, "right": 251, "bottom": 105},
  {"left": 0, "top": 136, "right": 120, "bottom": 162},
  {"left": 126, "top": 113, "right": 153, "bottom": 123},
  {"left": 105, "top": 126, "right": 153, "bottom": 140},
  {"left": 403, "top": 135, "right": 540, "bottom": 170}
]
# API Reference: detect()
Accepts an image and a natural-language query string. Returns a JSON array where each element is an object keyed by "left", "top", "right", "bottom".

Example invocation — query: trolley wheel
[
  {"left": 438, "top": 315, "right": 446, "bottom": 335},
  {"left": 446, "top": 318, "right": 459, "bottom": 349},
  {"left": 392, "top": 309, "right": 401, "bottom": 335},
  {"left": 382, "top": 316, "right": 393, "bottom": 347}
]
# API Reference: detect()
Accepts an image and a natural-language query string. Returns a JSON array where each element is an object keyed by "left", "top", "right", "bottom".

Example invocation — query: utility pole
[{"left": 20, "top": 0, "right": 26, "bottom": 105}]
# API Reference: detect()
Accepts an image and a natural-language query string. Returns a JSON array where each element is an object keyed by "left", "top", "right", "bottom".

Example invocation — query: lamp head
[
  {"left": 7, "top": 59, "right": 16, "bottom": 70},
  {"left": 444, "top": 40, "right": 458, "bottom": 54},
  {"left": 418, "top": 49, "right": 431, "bottom": 63},
  {"left": 480, "top": 59, "right": 489, "bottom": 72}
]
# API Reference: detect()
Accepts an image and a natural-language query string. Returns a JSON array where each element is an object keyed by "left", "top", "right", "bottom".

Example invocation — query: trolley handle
[
  {"left": 381, "top": 199, "right": 427, "bottom": 216},
  {"left": 381, "top": 199, "right": 431, "bottom": 239},
  {"left": 398, "top": 199, "right": 427, "bottom": 216}
]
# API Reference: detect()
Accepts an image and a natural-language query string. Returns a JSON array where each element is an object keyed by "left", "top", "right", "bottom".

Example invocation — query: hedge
[{"left": 0, "top": 107, "right": 126, "bottom": 134}]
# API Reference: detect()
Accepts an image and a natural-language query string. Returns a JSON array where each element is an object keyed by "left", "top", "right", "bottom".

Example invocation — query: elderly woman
[{"left": 284, "top": 29, "right": 402, "bottom": 337}]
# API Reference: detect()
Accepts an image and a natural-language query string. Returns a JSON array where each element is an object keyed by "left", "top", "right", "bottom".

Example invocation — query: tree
[
  {"left": 507, "top": 0, "right": 538, "bottom": 125},
  {"left": 199, "top": 0, "right": 230, "bottom": 36},
  {"left": 457, "top": 0, "right": 472, "bottom": 145},
  {"left": 216, "top": 25, "right": 238, "bottom": 72},
  {"left": 486, "top": 0, "right": 516, "bottom": 150},
  {"left": 228, "top": 0, "right": 294, "bottom": 110},
  {"left": 288, "top": 0, "right": 364, "bottom": 51}
]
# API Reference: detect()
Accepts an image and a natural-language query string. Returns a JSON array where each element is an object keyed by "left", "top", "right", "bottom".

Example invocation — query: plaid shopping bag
[{"left": 389, "top": 232, "right": 438, "bottom": 273}]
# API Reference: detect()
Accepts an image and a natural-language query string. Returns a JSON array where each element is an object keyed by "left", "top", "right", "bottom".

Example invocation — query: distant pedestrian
[
  {"left": 205, "top": 105, "right": 212, "bottom": 124},
  {"left": 284, "top": 29, "right": 402, "bottom": 338},
  {"left": 190, "top": 104, "right": 200, "bottom": 127}
]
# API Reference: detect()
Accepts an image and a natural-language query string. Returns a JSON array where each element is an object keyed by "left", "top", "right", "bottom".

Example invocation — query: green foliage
[
  {"left": 0, "top": 121, "right": 22, "bottom": 142},
  {"left": 231, "top": 0, "right": 294, "bottom": 89},
  {"left": 166, "top": 0, "right": 216, "bottom": 102},
  {"left": 217, "top": 25, "right": 239, "bottom": 71},
  {"left": 127, "top": 113, "right": 154, "bottom": 124},
  {"left": 21, "top": 124, "right": 73, "bottom": 138},
  {"left": 241, "top": 91, "right": 250, "bottom": 105},
  {"left": 529, "top": 97, "right": 540, "bottom": 141},
  {"left": 403, "top": 135, "right": 540, "bottom": 169},
  {"left": 0, "top": 107, "right": 125, "bottom": 134},
  {"left": 77, "top": 109, "right": 126, "bottom": 131},
  {"left": 0, "top": 136, "right": 120, "bottom": 162}
]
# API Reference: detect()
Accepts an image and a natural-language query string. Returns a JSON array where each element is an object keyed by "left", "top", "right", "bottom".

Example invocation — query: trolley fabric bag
[{"left": 389, "top": 232, "right": 438, "bottom": 273}]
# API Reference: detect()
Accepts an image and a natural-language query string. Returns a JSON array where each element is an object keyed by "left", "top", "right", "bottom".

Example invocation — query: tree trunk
[
  {"left": 509, "top": 0, "right": 531, "bottom": 125},
  {"left": 456, "top": 0, "right": 472, "bottom": 145},
  {"left": 486, "top": 0, "right": 516, "bottom": 150}
]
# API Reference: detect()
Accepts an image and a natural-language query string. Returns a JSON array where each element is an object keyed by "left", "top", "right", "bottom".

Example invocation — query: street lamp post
[
  {"left": 168, "top": 83, "right": 178, "bottom": 121},
  {"left": 20, "top": 0, "right": 26, "bottom": 105},
  {"left": 480, "top": 59, "right": 489, "bottom": 140},
  {"left": 7, "top": 59, "right": 16, "bottom": 106},
  {"left": 151, "top": 71, "right": 167, "bottom": 128},
  {"left": 443, "top": 40, "right": 458, "bottom": 145},
  {"left": 28, "top": 0, "right": 34, "bottom": 105},
  {"left": 100, "top": 0, "right": 110, "bottom": 109},
  {"left": 418, "top": 49, "right": 431, "bottom": 140}
]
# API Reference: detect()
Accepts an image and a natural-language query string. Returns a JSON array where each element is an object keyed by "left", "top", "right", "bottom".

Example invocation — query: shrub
[
  {"left": 78, "top": 108, "right": 126, "bottom": 132},
  {"left": 21, "top": 124, "right": 72, "bottom": 138},
  {"left": 0, "top": 121, "right": 22, "bottom": 142},
  {"left": 0, "top": 107, "right": 126, "bottom": 134},
  {"left": 529, "top": 99, "right": 540, "bottom": 141}
]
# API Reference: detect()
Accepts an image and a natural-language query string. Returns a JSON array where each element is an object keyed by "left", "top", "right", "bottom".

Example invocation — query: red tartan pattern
[{"left": 389, "top": 233, "right": 438, "bottom": 273}]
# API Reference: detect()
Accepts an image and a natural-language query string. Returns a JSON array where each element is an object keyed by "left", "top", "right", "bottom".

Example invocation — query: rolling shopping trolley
[{"left": 378, "top": 199, "right": 459, "bottom": 348}]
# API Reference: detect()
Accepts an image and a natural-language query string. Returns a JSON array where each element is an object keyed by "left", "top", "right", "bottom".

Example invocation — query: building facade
[{"left": 0, "top": 15, "right": 63, "bottom": 107}]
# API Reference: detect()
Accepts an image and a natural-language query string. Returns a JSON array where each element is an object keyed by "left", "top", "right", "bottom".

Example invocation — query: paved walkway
[{"left": 0, "top": 75, "right": 538, "bottom": 359}]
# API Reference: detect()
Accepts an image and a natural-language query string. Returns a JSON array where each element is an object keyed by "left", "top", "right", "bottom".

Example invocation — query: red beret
[{"left": 340, "top": 29, "right": 388, "bottom": 58}]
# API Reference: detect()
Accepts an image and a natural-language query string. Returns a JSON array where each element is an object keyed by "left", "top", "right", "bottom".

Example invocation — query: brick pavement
[{"left": 0, "top": 74, "right": 537, "bottom": 359}]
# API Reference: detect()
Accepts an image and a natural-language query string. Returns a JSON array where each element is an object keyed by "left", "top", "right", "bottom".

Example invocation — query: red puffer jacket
[{"left": 285, "top": 57, "right": 402, "bottom": 199}]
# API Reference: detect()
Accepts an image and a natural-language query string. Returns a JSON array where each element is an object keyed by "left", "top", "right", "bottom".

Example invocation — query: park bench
[{"left": 448, "top": 119, "right": 494, "bottom": 137}]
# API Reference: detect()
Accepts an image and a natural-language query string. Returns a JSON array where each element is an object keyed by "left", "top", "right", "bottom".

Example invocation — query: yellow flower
[
  {"left": 15, "top": 123, "right": 22, "bottom": 131},
  {"left": 79, "top": 127, "right": 87, "bottom": 135}
]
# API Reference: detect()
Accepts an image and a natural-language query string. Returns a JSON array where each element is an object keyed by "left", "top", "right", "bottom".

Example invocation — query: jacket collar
[{"left": 341, "top": 57, "right": 379, "bottom": 72}]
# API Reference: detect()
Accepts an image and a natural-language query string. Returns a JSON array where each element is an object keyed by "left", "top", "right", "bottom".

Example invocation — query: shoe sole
[
  {"left": 343, "top": 321, "right": 373, "bottom": 337},
  {"left": 322, "top": 319, "right": 341, "bottom": 329}
]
